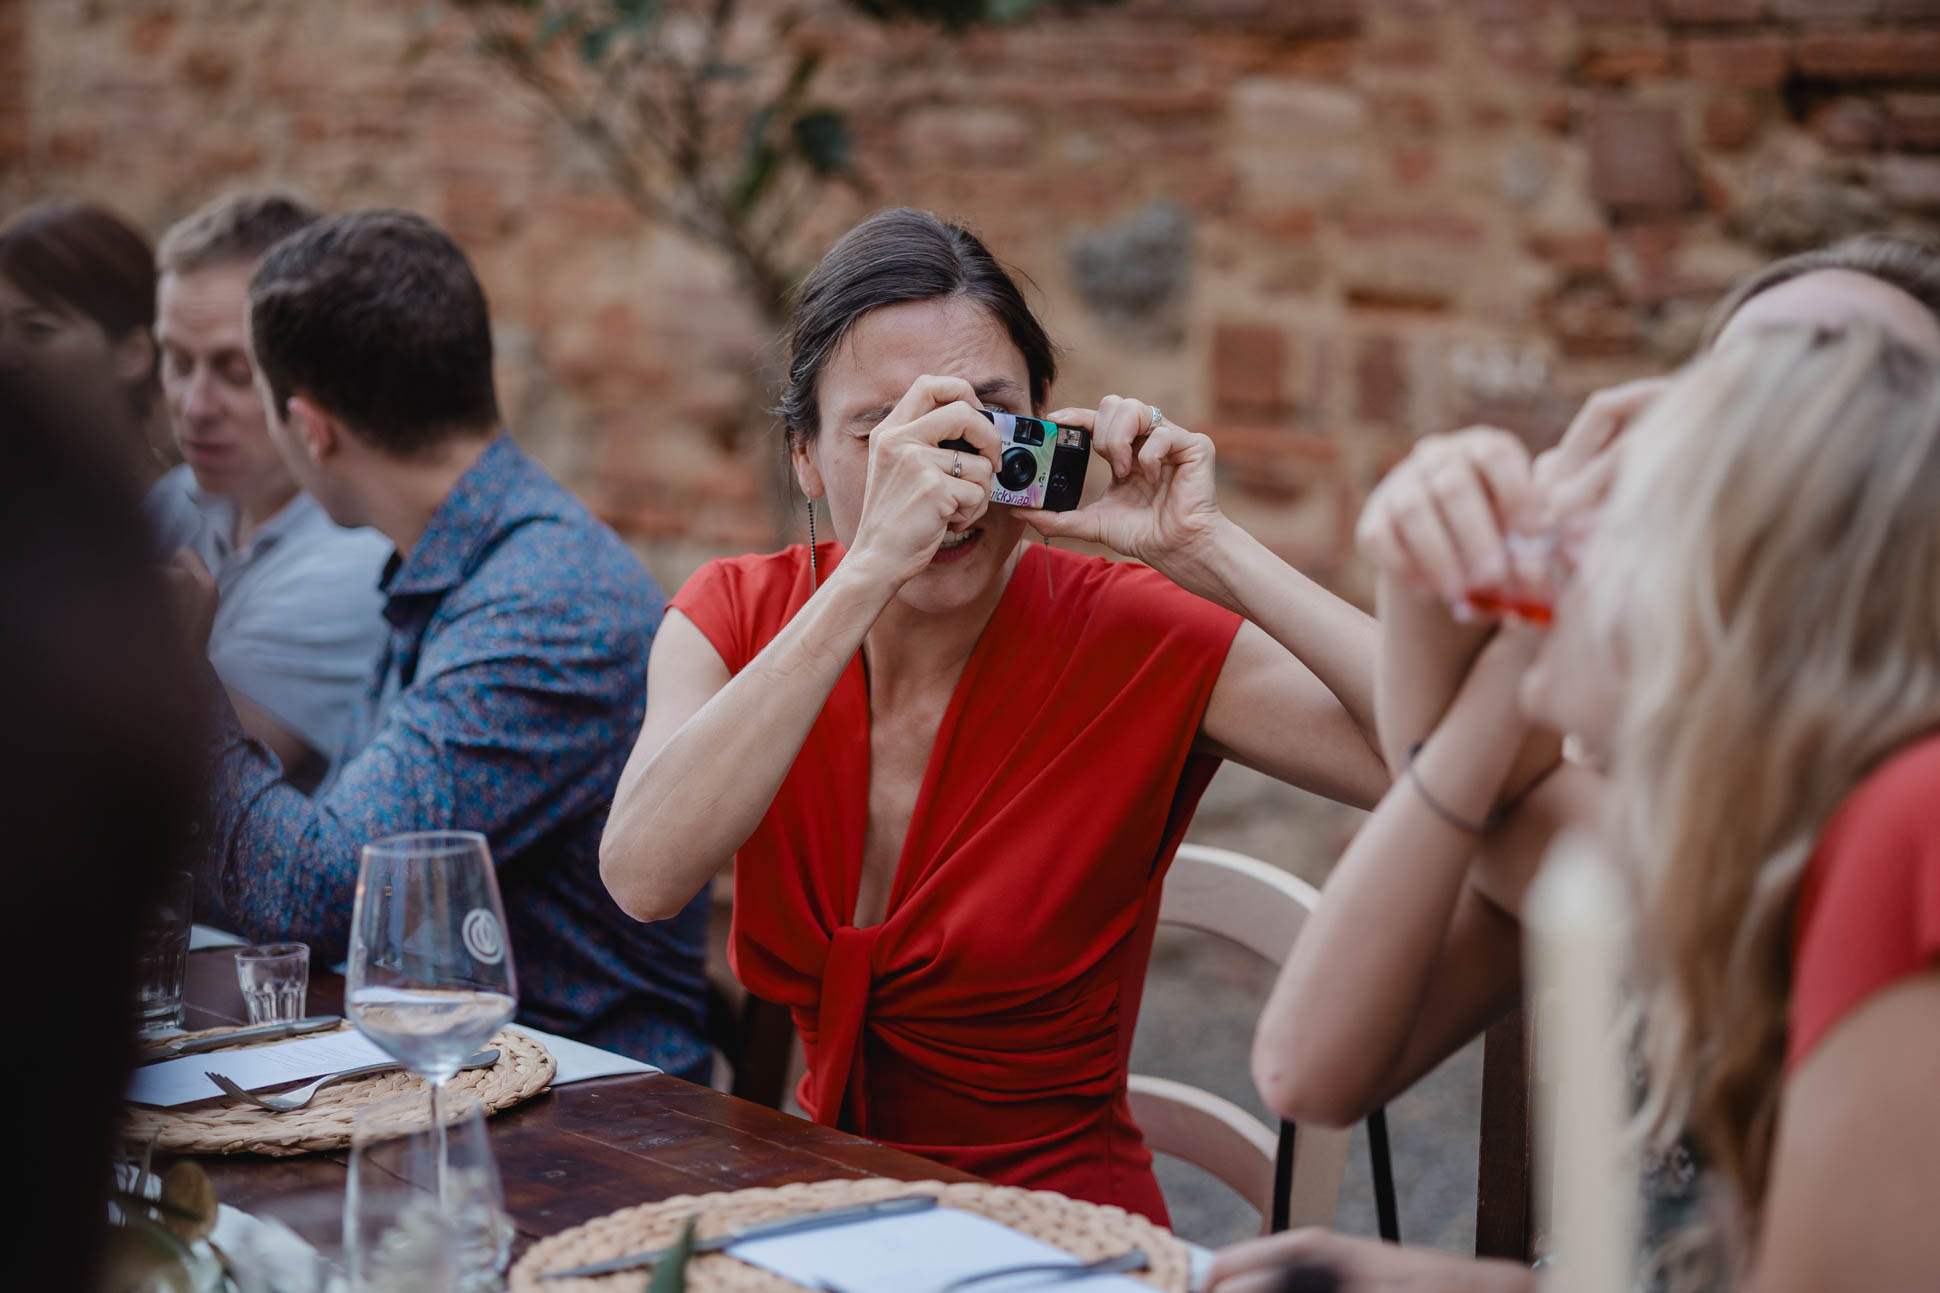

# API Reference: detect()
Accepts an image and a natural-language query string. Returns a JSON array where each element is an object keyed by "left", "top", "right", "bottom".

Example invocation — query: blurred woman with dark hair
[
  {"left": 0, "top": 367, "right": 204, "bottom": 1290},
  {"left": 0, "top": 201, "right": 170, "bottom": 493}
]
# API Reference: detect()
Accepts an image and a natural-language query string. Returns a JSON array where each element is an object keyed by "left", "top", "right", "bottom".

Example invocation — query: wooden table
[{"left": 177, "top": 948, "right": 973, "bottom": 1256}]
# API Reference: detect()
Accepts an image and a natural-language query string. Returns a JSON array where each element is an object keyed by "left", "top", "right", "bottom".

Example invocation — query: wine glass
[{"left": 346, "top": 831, "right": 517, "bottom": 1227}]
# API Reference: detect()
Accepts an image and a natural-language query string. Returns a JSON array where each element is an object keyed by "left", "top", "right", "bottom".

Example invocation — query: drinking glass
[
  {"left": 236, "top": 942, "right": 311, "bottom": 1024},
  {"left": 345, "top": 831, "right": 516, "bottom": 1240},
  {"left": 133, "top": 870, "right": 194, "bottom": 1036},
  {"left": 351, "top": 1092, "right": 509, "bottom": 1290}
]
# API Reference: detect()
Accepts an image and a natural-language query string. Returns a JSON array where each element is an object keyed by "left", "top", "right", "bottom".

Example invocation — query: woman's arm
[
  {"left": 1750, "top": 970, "right": 1940, "bottom": 1292},
  {"left": 1031, "top": 400, "right": 1383, "bottom": 758},
  {"left": 599, "top": 568, "right": 895, "bottom": 920},
  {"left": 599, "top": 375, "right": 1002, "bottom": 920},
  {"left": 1252, "top": 627, "right": 1543, "bottom": 1127},
  {"left": 1209, "top": 1229, "right": 1536, "bottom": 1293}
]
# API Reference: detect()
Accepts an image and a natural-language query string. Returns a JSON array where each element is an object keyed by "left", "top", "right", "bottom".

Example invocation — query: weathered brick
[
  {"left": 1212, "top": 322, "right": 1288, "bottom": 419},
  {"left": 1885, "top": 93, "right": 1940, "bottom": 150},
  {"left": 1580, "top": 38, "right": 1674, "bottom": 84},
  {"left": 1355, "top": 335, "right": 1406, "bottom": 425},
  {"left": 1660, "top": 0, "right": 1765, "bottom": 19},
  {"left": 1773, "top": 0, "right": 1878, "bottom": 20},
  {"left": 1542, "top": 281, "right": 1646, "bottom": 356},
  {"left": 1561, "top": 0, "right": 1655, "bottom": 19},
  {"left": 1529, "top": 227, "right": 1613, "bottom": 273},
  {"left": 177, "top": 46, "right": 236, "bottom": 92},
  {"left": 1588, "top": 100, "right": 1697, "bottom": 214},
  {"left": 898, "top": 105, "right": 1035, "bottom": 168},
  {"left": 125, "top": 10, "right": 178, "bottom": 57},
  {"left": 1794, "top": 30, "right": 1940, "bottom": 82},
  {"left": 1704, "top": 94, "right": 1760, "bottom": 149},
  {"left": 1679, "top": 34, "right": 1789, "bottom": 87}
]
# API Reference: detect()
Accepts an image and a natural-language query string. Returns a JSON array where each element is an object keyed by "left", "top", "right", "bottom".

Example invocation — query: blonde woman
[
  {"left": 1220, "top": 320, "right": 1940, "bottom": 1288},
  {"left": 1575, "top": 324, "right": 1940, "bottom": 1290}
]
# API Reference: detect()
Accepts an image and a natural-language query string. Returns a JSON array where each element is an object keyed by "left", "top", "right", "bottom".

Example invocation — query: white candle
[{"left": 1525, "top": 831, "right": 1638, "bottom": 1293}]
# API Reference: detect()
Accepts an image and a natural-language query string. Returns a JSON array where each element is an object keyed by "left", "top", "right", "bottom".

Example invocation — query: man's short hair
[
  {"left": 156, "top": 190, "right": 323, "bottom": 276},
  {"left": 248, "top": 209, "right": 501, "bottom": 457}
]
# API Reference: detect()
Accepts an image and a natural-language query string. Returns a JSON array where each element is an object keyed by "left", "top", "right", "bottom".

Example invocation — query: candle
[{"left": 1524, "top": 831, "right": 1637, "bottom": 1293}]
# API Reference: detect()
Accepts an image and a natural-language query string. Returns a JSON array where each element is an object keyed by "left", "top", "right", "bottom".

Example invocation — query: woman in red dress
[{"left": 600, "top": 208, "right": 1387, "bottom": 1222}]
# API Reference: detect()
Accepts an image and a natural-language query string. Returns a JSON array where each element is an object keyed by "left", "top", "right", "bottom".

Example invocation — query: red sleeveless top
[{"left": 671, "top": 542, "right": 1242, "bottom": 1221}]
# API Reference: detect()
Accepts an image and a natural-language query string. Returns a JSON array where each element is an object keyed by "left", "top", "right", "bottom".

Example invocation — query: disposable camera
[{"left": 968, "top": 408, "right": 1091, "bottom": 511}]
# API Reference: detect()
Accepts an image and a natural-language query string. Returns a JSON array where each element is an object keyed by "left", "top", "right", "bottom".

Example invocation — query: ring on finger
[
  {"left": 1148, "top": 404, "right": 1164, "bottom": 433},
  {"left": 951, "top": 451, "right": 963, "bottom": 478}
]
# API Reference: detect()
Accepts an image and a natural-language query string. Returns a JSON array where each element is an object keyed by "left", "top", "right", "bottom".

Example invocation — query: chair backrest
[{"left": 1133, "top": 844, "right": 1352, "bottom": 1233}]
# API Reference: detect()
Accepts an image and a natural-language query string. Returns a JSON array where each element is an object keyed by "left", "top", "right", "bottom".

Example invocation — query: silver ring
[
  {"left": 950, "top": 451, "right": 963, "bottom": 478},
  {"left": 1148, "top": 404, "right": 1165, "bottom": 432}
]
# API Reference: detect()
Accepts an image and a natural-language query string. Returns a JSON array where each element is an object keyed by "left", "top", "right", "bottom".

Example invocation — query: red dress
[
  {"left": 672, "top": 542, "right": 1242, "bottom": 1222},
  {"left": 1787, "top": 731, "right": 1940, "bottom": 1069}
]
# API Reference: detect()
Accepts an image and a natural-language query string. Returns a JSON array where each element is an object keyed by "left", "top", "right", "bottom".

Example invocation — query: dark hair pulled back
[{"left": 781, "top": 208, "right": 1057, "bottom": 442}]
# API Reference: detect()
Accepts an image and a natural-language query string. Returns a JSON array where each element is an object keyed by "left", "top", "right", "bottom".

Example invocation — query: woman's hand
[
  {"left": 842, "top": 375, "right": 1002, "bottom": 590},
  {"left": 1208, "top": 1230, "right": 1535, "bottom": 1293},
  {"left": 1030, "top": 395, "right": 1226, "bottom": 575},
  {"left": 1356, "top": 427, "right": 1535, "bottom": 608}
]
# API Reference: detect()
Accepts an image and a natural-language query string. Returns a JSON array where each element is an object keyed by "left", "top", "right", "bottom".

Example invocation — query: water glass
[
  {"left": 350, "top": 1092, "right": 508, "bottom": 1291},
  {"left": 221, "top": 1189, "right": 354, "bottom": 1293},
  {"left": 236, "top": 942, "right": 311, "bottom": 1024},
  {"left": 133, "top": 870, "right": 194, "bottom": 1036}
]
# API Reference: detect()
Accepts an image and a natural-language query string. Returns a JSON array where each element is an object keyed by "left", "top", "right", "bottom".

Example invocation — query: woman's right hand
[
  {"left": 1355, "top": 426, "right": 1535, "bottom": 608},
  {"left": 842, "top": 375, "right": 1002, "bottom": 590}
]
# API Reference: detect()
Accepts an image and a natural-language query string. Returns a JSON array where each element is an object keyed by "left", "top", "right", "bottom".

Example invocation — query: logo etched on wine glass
[{"left": 462, "top": 908, "right": 505, "bottom": 965}]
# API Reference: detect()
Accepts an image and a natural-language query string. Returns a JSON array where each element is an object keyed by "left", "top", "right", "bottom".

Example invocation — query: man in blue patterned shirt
[{"left": 184, "top": 209, "right": 710, "bottom": 1077}]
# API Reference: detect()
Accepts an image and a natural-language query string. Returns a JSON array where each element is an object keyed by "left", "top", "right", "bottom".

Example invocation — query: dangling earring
[{"left": 806, "top": 496, "right": 819, "bottom": 588}]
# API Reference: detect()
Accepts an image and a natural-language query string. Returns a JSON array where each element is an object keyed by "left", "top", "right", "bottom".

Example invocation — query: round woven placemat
[
  {"left": 510, "top": 1178, "right": 1190, "bottom": 1293},
  {"left": 123, "top": 1024, "right": 554, "bottom": 1157}
]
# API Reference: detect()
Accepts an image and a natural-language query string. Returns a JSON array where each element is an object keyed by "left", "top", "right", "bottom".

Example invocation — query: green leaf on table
[{"left": 645, "top": 1216, "right": 697, "bottom": 1293}]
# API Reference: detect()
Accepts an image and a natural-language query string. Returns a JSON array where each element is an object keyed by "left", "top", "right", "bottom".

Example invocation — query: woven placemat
[
  {"left": 123, "top": 1024, "right": 554, "bottom": 1157},
  {"left": 510, "top": 1178, "right": 1190, "bottom": 1293}
]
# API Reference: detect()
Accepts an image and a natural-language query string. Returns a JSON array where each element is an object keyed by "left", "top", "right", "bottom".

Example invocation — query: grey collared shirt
[{"left": 147, "top": 465, "right": 391, "bottom": 766}]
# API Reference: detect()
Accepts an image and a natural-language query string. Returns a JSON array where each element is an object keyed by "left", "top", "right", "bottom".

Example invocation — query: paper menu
[
  {"left": 728, "top": 1206, "right": 1152, "bottom": 1293},
  {"left": 126, "top": 1030, "right": 395, "bottom": 1108}
]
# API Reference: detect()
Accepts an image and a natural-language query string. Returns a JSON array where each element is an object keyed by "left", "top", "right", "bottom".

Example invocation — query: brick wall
[{"left": 7, "top": 0, "right": 1938, "bottom": 601}]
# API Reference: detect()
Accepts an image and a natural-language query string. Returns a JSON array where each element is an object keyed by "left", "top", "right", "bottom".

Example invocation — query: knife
[
  {"left": 539, "top": 1194, "right": 940, "bottom": 1281},
  {"left": 136, "top": 1015, "right": 342, "bottom": 1065}
]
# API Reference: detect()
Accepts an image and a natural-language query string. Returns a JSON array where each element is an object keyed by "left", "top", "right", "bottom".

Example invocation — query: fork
[
  {"left": 936, "top": 1248, "right": 1149, "bottom": 1292},
  {"left": 204, "top": 1048, "right": 500, "bottom": 1112}
]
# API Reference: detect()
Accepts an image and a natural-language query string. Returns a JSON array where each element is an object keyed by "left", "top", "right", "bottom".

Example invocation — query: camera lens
[{"left": 999, "top": 447, "right": 1038, "bottom": 491}]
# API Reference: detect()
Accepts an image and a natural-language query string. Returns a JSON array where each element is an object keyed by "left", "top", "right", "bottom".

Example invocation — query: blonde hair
[{"left": 1584, "top": 325, "right": 1940, "bottom": 1271}]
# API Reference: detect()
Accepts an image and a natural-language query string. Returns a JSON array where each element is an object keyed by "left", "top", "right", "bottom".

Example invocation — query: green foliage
[{"left": 644, "top": 1216, "right": 697, "bottom": 1293}]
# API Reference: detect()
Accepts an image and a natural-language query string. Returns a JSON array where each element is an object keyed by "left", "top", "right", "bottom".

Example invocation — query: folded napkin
[{"left": 508, "top": 1024, "right": 660, "bottom": 1085}]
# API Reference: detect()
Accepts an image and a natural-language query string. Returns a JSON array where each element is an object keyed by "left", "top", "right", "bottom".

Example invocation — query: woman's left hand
[
  {"left": 1028, "top": 396, "right": 1226, "bottom": 572},
  {"left": 1207, "top": 1229, "right": 1536, "bottom": 1293}
]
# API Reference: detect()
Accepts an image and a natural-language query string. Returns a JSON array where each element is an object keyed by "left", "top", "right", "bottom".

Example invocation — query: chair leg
[
  {"left": 1367, "top": 1106, "right": 1401, "bottom": 1244},
  {"left": 1271, "top": 1119, "right": 1295, "bottom": 1234}
]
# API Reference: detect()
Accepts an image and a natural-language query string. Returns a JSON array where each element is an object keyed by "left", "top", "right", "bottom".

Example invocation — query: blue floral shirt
[{"left": 194, "top": 434, "right": 711, "bottom": 1076}]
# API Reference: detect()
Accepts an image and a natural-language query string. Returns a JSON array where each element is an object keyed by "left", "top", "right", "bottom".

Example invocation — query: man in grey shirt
[{"left": 149, "top": 193, "right": 388, "bottom": 789}]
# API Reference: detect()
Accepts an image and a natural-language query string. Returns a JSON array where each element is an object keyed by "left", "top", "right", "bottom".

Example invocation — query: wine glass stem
[{"left": 430, "top": 1073, "right": 450, "bottom": 1210}]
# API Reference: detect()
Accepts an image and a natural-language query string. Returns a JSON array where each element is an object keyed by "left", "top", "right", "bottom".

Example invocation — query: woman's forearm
[
  {"left": 1253, "top": 630, "right": 1536, "bottom": 1125},
  {"left": 1163, "top": 516, "right": 1380, "bottom": 743},
  {"left": 1374, "top": 572, "right": 1495, "bottom": 773},
  {"left": 601, "top": 560, "right": 896, "bottom": 920}
]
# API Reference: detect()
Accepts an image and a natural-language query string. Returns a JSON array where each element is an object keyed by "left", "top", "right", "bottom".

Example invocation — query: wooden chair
[{"left": 1132, "top": 843, "right": 1401, "bottom": 1237}]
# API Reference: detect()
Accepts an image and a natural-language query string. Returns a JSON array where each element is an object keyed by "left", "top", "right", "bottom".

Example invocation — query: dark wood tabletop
[{"left": 176, "top": 948, "right": 973, "bottom": 1256}]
